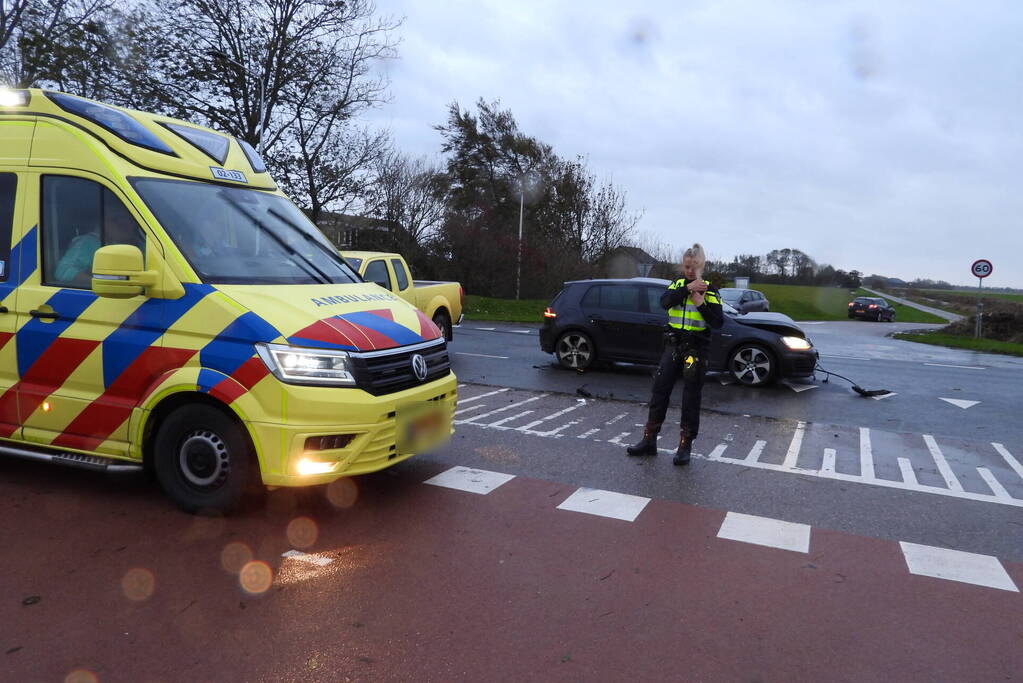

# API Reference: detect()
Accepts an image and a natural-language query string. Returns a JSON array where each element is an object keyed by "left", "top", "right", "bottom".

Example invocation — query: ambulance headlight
[{"left": 256, "top": 343, "right": 357, "bottom": 386}]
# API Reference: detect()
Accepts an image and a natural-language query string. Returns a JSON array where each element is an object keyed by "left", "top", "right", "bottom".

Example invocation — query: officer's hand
[
  {"left": 687, "top": 280, "right": 708, "bottom": 294},
  {"left": 691, "top": 290, "right": 706, "bottom": 307}
]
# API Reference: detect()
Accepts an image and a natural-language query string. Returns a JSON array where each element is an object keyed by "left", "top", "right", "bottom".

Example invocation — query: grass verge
[
  {"left": 464, "top": 294, "right": 548, "bottom": 323},
  {"left": 893, "top": 332, "right": 1023, "bottom": 357}
]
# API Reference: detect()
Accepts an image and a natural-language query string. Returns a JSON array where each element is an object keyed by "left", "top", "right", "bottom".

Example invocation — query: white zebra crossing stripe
[
  {"left": 717, "top": 511, "right": 811, "bottom": 553},
  {"left": 557, "top": 487, "right": 651, "bottom": 522},
  {"left": 424, "top": 467, "right": 516, "bottom": 495},
  {"left": 899, "top": 542, "right": 1018, "bottom": 592}
]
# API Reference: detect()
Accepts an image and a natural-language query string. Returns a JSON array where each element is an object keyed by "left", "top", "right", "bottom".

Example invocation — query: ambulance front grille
[{"left": 351, "top": 341, "right": 452, "bottom": 396}]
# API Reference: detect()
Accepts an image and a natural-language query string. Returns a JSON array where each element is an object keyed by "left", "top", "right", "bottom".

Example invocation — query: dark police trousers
[{"left": 646, "top": 341, "right": 708, "bottom": 438}]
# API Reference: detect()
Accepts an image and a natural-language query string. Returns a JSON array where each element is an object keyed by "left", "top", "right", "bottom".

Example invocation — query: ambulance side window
[
  {"left": 0, "top": 173, "right": 14, "bottom": 281},
  {"left": 41, "top": 176, "right": 146, "bottom": 289}
]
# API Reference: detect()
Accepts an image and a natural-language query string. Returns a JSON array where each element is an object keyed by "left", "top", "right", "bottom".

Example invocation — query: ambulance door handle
[
  {"left": 30, "top": 308, "right": 59, "bottom": 320},
  {"left": 0, "top": 306, "right": 6, "bottom": 314}
]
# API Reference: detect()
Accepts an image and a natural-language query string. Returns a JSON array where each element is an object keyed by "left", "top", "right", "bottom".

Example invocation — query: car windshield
[
  {"left": 131, "top": 177, "right": 361, "bottom": 285},
  {"left": 719, "top": 288, "right": 741, "bottom": 301},
  {"left": 722, "top": 301, "right": 740, "bottom": 315}
]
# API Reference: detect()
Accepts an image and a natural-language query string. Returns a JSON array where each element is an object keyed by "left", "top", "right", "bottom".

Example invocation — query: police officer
[{"left": 627, "top": 243, "right": 723, "bottom": 465}]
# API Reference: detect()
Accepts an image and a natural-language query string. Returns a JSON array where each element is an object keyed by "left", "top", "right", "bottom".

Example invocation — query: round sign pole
[{"left": 970, "top": 259, "right": 993, "bottom": 338}]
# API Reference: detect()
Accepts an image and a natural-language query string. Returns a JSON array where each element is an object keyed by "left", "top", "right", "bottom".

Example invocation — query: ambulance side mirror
[{"left": 91, "top": 244, "right": 157, "bottom": 298}]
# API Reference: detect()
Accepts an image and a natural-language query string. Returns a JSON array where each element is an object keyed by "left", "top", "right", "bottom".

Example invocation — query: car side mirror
[{"left": 91, "top": 244, "right": 156, "bottom": 298}]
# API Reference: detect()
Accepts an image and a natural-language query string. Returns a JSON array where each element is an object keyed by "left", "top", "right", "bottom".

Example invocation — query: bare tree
[
  {"left": 0, "top": 0, "right": 111, "bottom": 87},
  {"left": 369, "top": 150, "right": 446, "bottom": 254}
]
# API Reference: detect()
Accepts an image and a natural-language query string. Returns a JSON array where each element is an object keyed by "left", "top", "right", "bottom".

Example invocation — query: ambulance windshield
[{"left": 131, "top": 177, "right": 362, "bottom": 285}]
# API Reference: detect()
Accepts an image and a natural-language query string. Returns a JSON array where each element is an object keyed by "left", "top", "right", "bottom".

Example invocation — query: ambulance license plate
[{"left": 395, "top": 402, "right": 448, "bottom": 455}]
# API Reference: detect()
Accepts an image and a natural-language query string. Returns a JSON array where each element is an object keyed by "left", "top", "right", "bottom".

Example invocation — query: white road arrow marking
[{"left": 939, "top": 398, "right": 980, "bottom": 409}]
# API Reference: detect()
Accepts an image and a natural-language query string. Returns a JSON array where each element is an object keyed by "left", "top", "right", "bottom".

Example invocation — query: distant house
[
  {"left": 605, "top": 246, "right": 657, "bottom": 278},
  {"left": 315, "top": 211, "right": 398, "bottom": 250}
]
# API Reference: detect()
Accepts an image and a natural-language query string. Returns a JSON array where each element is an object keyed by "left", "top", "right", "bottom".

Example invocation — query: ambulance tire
[
  {"left": 433, "top": 310, "right": 452, "bottom": 341},
  {"left": 154, "top": 405, "right": 254, "bottom": 515}
]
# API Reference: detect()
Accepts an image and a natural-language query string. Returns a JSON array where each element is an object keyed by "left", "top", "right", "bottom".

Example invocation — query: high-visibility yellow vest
[{"left": 667, "top": 279, "right": 719, "bottom": 331}]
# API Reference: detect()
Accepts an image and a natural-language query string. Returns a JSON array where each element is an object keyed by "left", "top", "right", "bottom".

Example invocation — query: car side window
[
  {"left": 363, "top": 259, "right": 391, "bottom": 290},
  {"left": 390, "top": 258, "right": 410, "bottom": 291},
  {"left": 600, "top": 285, "right": 640, "bottom": 312},
  {"left": 645, "top": 287, "right": 663, "bottom": 313},
  {"left": 41, "top": 175, "right": 146, "bottom": 289},
  {"left": 581, "top": 285, "right": 601, "bottom": 309},
  {"left": 0, "top": 173, "right": 15, "bottom": 281}
]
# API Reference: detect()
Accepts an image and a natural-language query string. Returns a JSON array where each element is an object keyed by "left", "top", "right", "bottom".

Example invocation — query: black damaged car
[{"left": 539, "top": 278, "right": 818, "bottom": 386}]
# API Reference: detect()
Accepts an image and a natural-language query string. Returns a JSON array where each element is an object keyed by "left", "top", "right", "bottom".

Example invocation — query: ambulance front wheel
[{"left": 154, "top": 404, "right": 255, "bottom": 515}]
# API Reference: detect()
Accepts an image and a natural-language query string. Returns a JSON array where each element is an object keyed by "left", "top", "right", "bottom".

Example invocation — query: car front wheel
[
  {"left": 555, "top": 331, "right": 595, "bottom": 370},
  {"left": 154, "top": 404, "right": 256, "bottom": 514},
  {"left": 728, "top": 344, "right": 776, "bottom": 386},
  {"left": 432, "top": 310, "right": 452, "bottom": 341}
]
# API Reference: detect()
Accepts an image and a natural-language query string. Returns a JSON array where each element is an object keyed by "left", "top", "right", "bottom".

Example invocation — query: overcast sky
[{"left": 368, "top": 0, "right": 1023, "bottom": 288}]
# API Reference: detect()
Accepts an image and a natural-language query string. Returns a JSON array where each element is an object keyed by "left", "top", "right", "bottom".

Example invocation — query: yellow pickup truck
[{"left": 343, "top": 251, "right": 463, "bottom": 340}]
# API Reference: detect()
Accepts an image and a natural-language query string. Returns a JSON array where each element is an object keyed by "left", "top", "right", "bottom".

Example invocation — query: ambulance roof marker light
[
  {"left": 43, "top": 91, "right": 176, "bottom": 156},
  {"left": 0, "top": 89, "right": 30, "bottom": 107},
  {"left": 162, "top": 122, "right": 231, "bottom": 164}
]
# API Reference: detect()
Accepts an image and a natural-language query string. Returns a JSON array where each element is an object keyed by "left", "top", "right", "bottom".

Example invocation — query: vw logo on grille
[{"left": 410, "top": 353, "right": 428, "bottom": 382}]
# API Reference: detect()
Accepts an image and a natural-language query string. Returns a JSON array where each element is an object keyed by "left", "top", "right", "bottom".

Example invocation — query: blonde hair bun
[{"left": 682, "top": 243, "right": 706, "bottom": 278}]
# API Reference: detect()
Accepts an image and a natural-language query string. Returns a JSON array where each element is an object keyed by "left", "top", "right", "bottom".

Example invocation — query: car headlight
[
  {"left": 256, "top": 343, "right": 357, "bottom": 386},
  {"left": 781, "top": 336, "right": 812, "bottom": 351}
]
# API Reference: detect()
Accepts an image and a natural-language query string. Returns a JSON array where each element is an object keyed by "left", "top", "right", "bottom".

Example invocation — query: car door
[
  {"left": 13, "top": 172, "right": 147, "bottom": 456},
  {"left": 0, "top": 171, "right": 23, "bottom": 437},
  {"left": 738, "top": 291, "right": 753, "bottom": 313},
  {"left": 389, "top": 257, "right": 414, "bottom": 305},
  {"left": 595, "top": 284, "right": 646, "bottom": 361},
  {"left": 640, "top": 286, "right": 670, "bottom": 361}
]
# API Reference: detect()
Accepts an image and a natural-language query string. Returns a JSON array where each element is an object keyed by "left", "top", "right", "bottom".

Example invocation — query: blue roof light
[
  {"left": 44, "top": 91, "right": 175, "bottom": 155},
  {"left": 163, "top": 122, "right": 230, "bottom": 164}
]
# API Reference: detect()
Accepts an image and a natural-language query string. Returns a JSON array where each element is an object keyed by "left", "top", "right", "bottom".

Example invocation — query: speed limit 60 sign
[{"left": 971, "top": 259, "right": 993, "bottom": 278}]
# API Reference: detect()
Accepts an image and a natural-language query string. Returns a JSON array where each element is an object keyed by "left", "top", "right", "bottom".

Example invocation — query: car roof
[
  {"left": 563, "top": 277, "right": 672, "bottom": 286},
  {"left": 342, "top": 251, "right": 400, "bottom": 260}
]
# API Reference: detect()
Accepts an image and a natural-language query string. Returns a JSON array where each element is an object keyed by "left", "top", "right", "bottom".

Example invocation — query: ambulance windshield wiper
[
  {"left": 221, "top": 193, "right": 332, "bottom": 284},
  {"left": 265, "top": 207, "right": 360, "bottom": 281}
]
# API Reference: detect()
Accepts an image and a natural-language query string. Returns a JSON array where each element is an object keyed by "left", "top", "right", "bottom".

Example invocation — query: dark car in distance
[
  {"left": 720, "top": 287, "right": 770, "bottom": 313},
  {"left": 540, "top": 278, "right": 818, "bottom": 386},
  {"left": 848, "top": 296, "right": 896, "bottom": 322}
]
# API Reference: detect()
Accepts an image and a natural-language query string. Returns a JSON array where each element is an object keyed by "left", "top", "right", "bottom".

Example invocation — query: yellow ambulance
[{"left": 0, "top": 88, "right": 456, "bottom": 513}]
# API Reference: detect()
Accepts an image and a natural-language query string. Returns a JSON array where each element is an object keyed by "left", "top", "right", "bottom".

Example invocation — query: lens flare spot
[
  {"left": 220, "top": 542, "right": 254, "bottom": 574},
  {"left": 239, "top": 561, "right": 273, "bottom": 595},
  {"left": 286, "top": 517, "right": 318, "bottom": 548},
  {"left": 325, "top": 477, "right": 359, "bottom": 509},
  {"left": 65, "top": 669, "right": 99, "bottom": 683},
  {"left": 121, "top": 568, "right": 155, "bottom": 602}
]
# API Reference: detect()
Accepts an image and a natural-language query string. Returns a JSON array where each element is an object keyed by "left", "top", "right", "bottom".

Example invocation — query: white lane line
[
  {"left": 510, "top": 329, "right": 533, "bottom": 334},
  {"left": 474, "top": 327, "right": 496, "bottom": 331},
  {"left": 577, "top": 428, "right": 601, "bottom": 439},
  {"left": 900, "top": 542, "right": 1018, "bottom": 592},
  {"left": 457, "top": 383, "right": 466, "bottom": 388},
  {"left": 820, "top": 448, "right": 836, "bottom": 475},
  {"left": 922, "top": 435, "right": 964, "bottom": 492},
  {"left": 425, "top": 467, "right": 515, "bottom": 494},
  {"left": 517, "top": 400, "right": 585, "bottom": 431},
  {"left": 488, "top": 410, "right": 534, "bottom": 427},
  {"left": 872, "top": 392, "right": 897, "bottom": 401},
  {"left": 823, "top": 354, "right": 872, "bottom": 361},
  {"left": 992, "top": 443, "right": 1023, "bottom": 482},
  {"left": 456, "top": 395, "right": 545, "bottom": 424},
  {"left": 924, "top": 363, "right": 986, "bottom": 370},
  {"left": 604, "top": 413, "right": 629, "bottom": 426},
  {"left": 717, "top": 511, "right": 811, "bottom": 554},
  {"left": 859, "top": 427, "right": 875, "bottom": 480},
  {"left": 781, "top": 422, "right": 806, "bottom": 470},
  {"left": 557, "top": 487, "right": 650, "bottom": 522},
  {"left": 745, "top": 440, "right": 767, "bottom": 464},
  {"left": 977, "top": 468, "right": 1013, "bottom": 501},
  {"left": 939, "top": 397, "right": 980, "bottom": 410},
  {"left": 707, "top": 444, "right": 727, "bottom": 460},
  {"left": 453, "top": 404, "right": 487, "bottom": 416},
  {"left": 712, "top": 453, "right": 1023, "bottom": 508},
  {"left": 281, "top": 550, "right": 333, "bottom": 567},
  {"left": 457, "top": 387, "right": 509, "bottom": 404},
  {"left": 455, "top": 352, "right": 510, "bottom": 359},
  {"left": 897, "top": 457, "right": 919, "bottom": 486},
  {"left": 608, "top": 432, "right": 632, "bottom": 446}
]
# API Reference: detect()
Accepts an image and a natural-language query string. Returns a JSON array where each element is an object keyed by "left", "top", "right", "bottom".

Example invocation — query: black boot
[
  {"left": 673, "top": 432, "right": 694, "bottom": 466},
  {"left": 626, "top": 422, "right": 661, "bottom": 456}
]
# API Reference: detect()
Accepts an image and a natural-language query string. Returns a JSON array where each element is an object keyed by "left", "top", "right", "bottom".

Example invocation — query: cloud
[{"left": 369, "top": 0, "right": 1023, "bottom": 286}]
